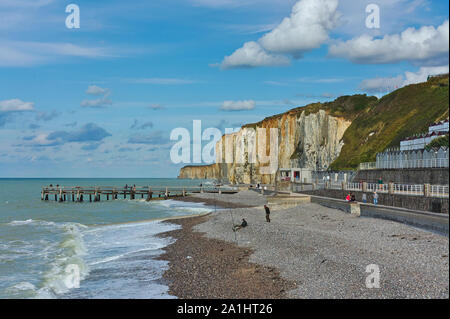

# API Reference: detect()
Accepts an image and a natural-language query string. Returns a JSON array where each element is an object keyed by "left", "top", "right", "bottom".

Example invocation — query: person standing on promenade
[
  {"left": 362, "top": 193, "right": 367, "bottom": 203},
  {"left": 373, "top": 191, "right": 379, "bottom": 205},
  {"left": 264, "top": 205, "right": 271, "bottom": 222},
  {"left": 378, "top": 177, "right": 383, "bottom": 190}
]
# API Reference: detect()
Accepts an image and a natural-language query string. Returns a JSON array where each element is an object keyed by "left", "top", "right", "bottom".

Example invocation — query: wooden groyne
[{"left": 41, "top": 185, "right": 238, "bottom": 203}]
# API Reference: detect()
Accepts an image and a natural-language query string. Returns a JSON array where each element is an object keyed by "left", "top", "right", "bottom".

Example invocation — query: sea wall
[
  {"left": 299, "top": 189, "right": 449, "bottom": 214},
  {"left": 308, "top": 195, "right": 449, "bottom": 235},
  {"left": 179, "top": 110, "right": 351, "bottom": 184}
]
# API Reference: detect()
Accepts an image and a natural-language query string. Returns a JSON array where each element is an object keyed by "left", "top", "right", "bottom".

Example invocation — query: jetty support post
[
  {"left": 146, "top": 187, "right": 152, "bottom": 201},
  {"left": 77, "top": 190, "right": 80, "bottom": 202},
  {"left": 165, "top": 187, "right": 169, "bottom": 199},
  {"left": 218, "top": 187, "right": 222, "bottom": 195},
  {"left": 182, "top": 188, "right": 186, "bottom": 197},
  {"left": 59, "top": 189, "right": 63, "bottom": 202},
  {"left": 41, "top": 188, "right": 44, "bottom": 201}
]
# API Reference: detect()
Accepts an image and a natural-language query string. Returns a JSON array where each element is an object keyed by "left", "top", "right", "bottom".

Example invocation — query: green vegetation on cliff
[
  {"left": 243, "top": 74, "right": 448, "bottom": 170},
  {"left": 243, "top": 94, "right": 378, "bottom": 129},
  {"left": 425, "top": 135, "right": 449, "bottom": 150},
  {"left": 330, "top": 74, "right": 449, "bottom": 170}
]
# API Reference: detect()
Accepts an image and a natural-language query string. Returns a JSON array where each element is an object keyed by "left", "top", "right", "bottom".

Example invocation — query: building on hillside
[{"left": 400, "top": 119, "right": 449, "bottom": 151}]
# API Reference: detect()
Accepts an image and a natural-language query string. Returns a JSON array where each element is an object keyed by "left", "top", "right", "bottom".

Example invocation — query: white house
[{"left": 400, "top": 119, "right": 448, "bottom": 151}]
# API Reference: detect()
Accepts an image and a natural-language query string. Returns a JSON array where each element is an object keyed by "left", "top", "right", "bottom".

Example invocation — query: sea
[{"left": 0, "top": 178, "right": 216, "bottom": 299}]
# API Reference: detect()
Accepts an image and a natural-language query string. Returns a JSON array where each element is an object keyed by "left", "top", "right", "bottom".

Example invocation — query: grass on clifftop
[
  {"left": 330, "top": 74, "right": 449, "bottom": 170},
  {"left": 242, "top": 94, "right": 378, "bottom": 129}
]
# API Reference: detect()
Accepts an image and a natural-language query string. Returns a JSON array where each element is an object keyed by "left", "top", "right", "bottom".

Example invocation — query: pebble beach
[{"left": 159, "top": 191, "right": 449, "bottom": 299}]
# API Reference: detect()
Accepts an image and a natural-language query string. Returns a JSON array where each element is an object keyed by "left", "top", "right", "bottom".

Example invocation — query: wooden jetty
[{"left": 41, "top": 185, "right": 238, "bottom": 202}]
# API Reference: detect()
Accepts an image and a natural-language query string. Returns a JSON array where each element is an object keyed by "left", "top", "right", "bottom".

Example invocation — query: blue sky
[{"left": 0, "top": 0, "right": 448, "bottom": 177}]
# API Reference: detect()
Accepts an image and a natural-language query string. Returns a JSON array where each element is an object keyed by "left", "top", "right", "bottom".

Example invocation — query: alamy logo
[
  {"left": 365, "top": 4, "right": 380, "bottom": 29},
  {"left": 365, "top": 264, "right": 381, "bottom": 289},
  {"left": 64, "top": 264, "right": 81, "bottom": 289},
  {"left": 170, "top": 120, "right": 279, "bottom": 174},
  {"left": 65, "top": 4, "right": 80, "bottom": 29}
]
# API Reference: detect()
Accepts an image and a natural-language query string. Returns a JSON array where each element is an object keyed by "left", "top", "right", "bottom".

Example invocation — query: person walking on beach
[
  {"left": 233, "top": 219, "right": 248, "bottom": 232},
  {"left": 264, "top": 205, "right": 271, "bottom": 222},
  {"left": 373, "top": 191, "right": 379, "bottom": 205},
  {"left": 345, "top": 193, "right": 351, "bottom": 202}
]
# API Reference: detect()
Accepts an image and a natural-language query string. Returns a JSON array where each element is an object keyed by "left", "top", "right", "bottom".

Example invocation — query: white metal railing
[
  {"left": 376, "top": 158, "right": 449, "bottom": 169},
  {"left": 309, "top": 181, "right": 448, "bottom": 198},
  {"left": 366, "top": 183, "right": 389, "bottom": 193},
  {"left": 346, "top": 182, "right": 362, "bottom": 191},
  {"left": 393, "top": 184, "right": 424, "bottom": 196},
  {"left": 430, "top": 185, "right": 449, "bottom": 198}
]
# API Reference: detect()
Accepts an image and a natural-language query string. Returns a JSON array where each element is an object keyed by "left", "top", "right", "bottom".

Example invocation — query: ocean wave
[
  {"left": 38, "top": 222, "right": 90, "bottom": 297},
  {"left": 89, "top": 244, "right": 168, "bottom": 266},
  {"left": 155, "top": 199, "right": 213, "bottom": 214},
  {"left": 6, "top": 219, "right": 56, "bottom": 227}
]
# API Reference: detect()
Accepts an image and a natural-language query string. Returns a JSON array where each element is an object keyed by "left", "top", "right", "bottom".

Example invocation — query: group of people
[
  {"left": 346, "top": 191, "right": 379, "bottom": 205},
  {"left": 124, "top": 184, "right": 137, "bottom": 191},
  {"left": 232, "top": 204, "right": 271, "bottom": 232}
]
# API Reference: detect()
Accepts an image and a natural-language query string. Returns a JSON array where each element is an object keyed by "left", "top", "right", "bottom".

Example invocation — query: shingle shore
[{"left": 161, "top": 191, "right": 449, "bottom": 298}]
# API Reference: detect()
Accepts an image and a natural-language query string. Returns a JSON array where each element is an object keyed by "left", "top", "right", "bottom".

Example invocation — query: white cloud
[
  {"left": 81, "top": 86, "right": 112, "bottom": 108},
  {"left": 0, "top": 99, "right": 34, "bottom": 112},
  {"left": 220, "top": 100, "right": 255, "bottom": 111},
  {"left": 329, "top": 20, "right": 449, "bottom": 65},
  {"left": 0, "top": 41, "right": 115, "bottom": 67},
  {"left": 359, "top": 65, "right": 449, "bottom": 93},
  {"left": 221, "top": 41, "right": 290, "bottom": 69},
  {"left": 81, "top": 96, "right": 112, "bottom": 108},
  {"left": 220, "top": 0, "right": 340, "bottom": 68},
  {"left": 86, "top": 85, "right": 110, "bottom": 96},
  {"left": 259, "top": 0, "right": 340, "bottom": 56}
]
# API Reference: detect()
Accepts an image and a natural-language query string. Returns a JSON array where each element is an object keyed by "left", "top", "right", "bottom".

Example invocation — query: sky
[{"left": 0, "top": 0, "right": 448, "bottom": 178}]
